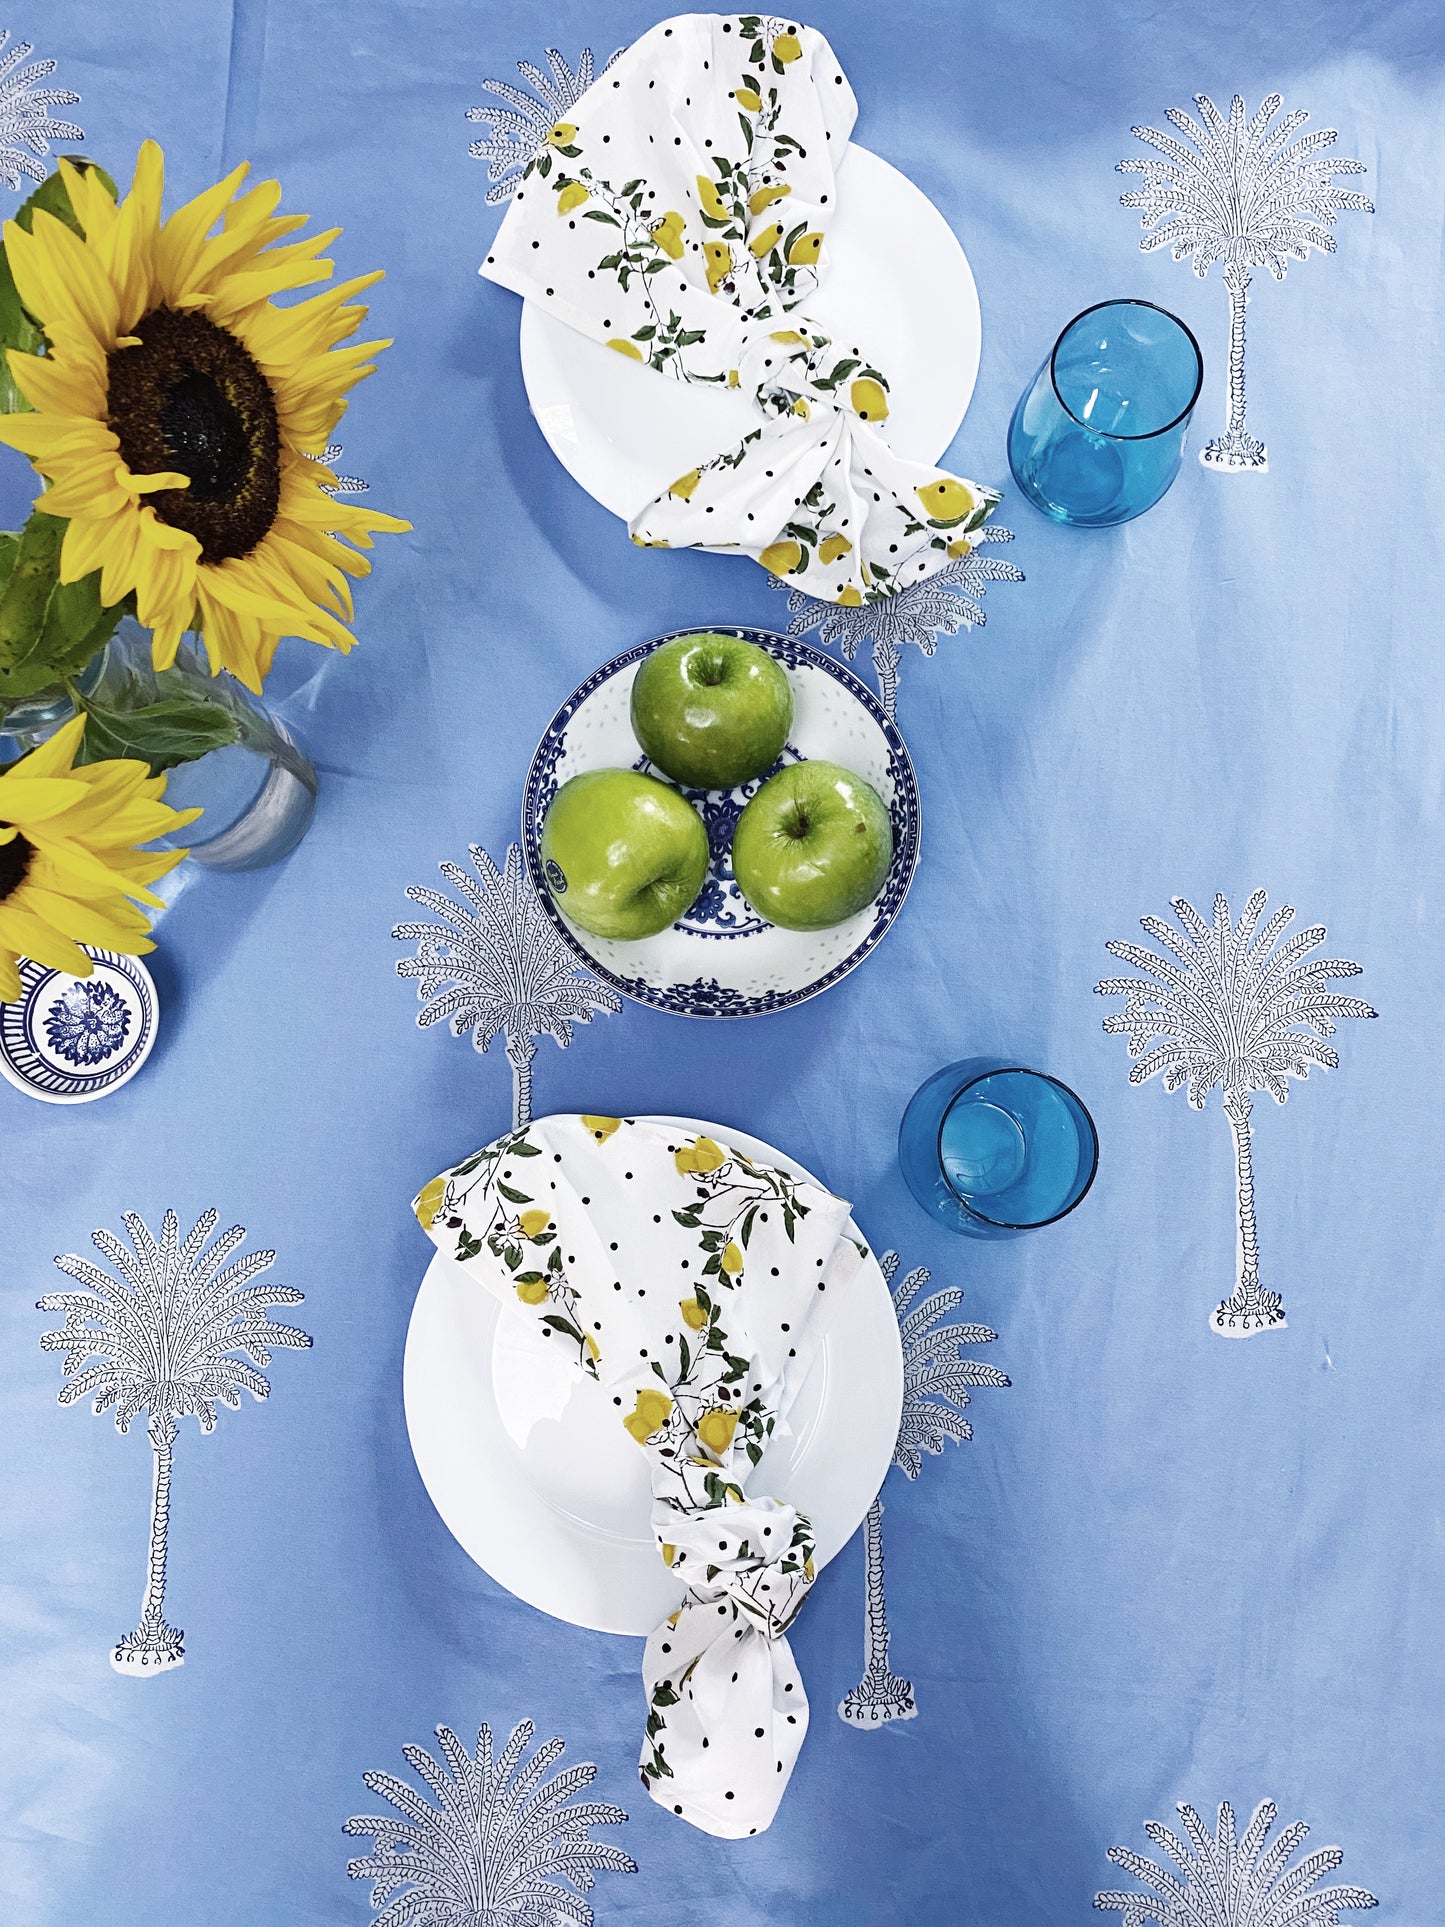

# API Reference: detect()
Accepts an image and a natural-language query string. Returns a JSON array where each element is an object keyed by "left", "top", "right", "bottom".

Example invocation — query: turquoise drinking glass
[
  {"left": 899, "top": 1059, "right": 1099, "bottom": 1239},
  {"left": 1007, "top": 300, "right": 1203, "bottom": 527}
]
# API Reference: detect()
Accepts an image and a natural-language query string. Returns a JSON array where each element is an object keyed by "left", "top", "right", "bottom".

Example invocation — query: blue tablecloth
[{"left": 3, "top": 2, "right": 1440, "bottom": 1921}]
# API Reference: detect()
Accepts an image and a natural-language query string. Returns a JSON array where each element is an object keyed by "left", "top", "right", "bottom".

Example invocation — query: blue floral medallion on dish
[
  {"left": 0, "top": 949, "right": 158, "bottom": 1104},
  {"left": 43, "top": 978, "right": 132, "bottom": 1065}
]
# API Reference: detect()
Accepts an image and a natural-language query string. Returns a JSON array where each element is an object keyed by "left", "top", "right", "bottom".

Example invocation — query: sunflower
[
  {"left": 0, "top": 142, "right": 409, "bottom": 693},
  {"left": 0, "top": 712, "right": 198, "bottom": 1001}
]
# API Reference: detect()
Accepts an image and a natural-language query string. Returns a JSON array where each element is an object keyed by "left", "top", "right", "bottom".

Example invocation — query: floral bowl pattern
[
  {"left": 522, "top": 629, "right": 920, "bottom": 1019},
  {"left": 0, "top": 949, "right": 158, "bottom": 1103}
]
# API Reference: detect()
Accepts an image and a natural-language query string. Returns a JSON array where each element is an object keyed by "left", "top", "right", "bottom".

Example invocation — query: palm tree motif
[
  {"left": 344, "top": 1718, "right": 636, "bottom": 1925},
  {"left": 37, "top": 1209, "right": 310, "bottom": 1675},
  {"left": 1096, "top": 891, "right": 1375, "bottom": 1336},
  {"left": 774, "top": 530, "right": 1022, "bottom": 722},
  {"left": 0, "top": 27, "right": 83, "bottom": 192},
  {"left": 1095, "top": 1797, "right": 1377, "bottom": 1925},
  {"left": 1118, "top": 93, "right": 1372, "bottom": 473},
  {"left": 306, "top": 442, "right": 369, "bottom": 500},
  {"left": 467, "top": 46, "right": 624, "bottom": 206},
  {"left": 394, "top": 842, "right": 621, "bottom": 1130},
  {"left": 839, "top": 1251, "right": 1008, "bottom": 1727}
]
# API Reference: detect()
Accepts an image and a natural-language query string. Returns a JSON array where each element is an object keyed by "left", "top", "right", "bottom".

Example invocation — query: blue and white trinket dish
[
  {"left": 0, "top": 948, "right": 159, "bottom": 1103},
  {"left": 522, "top": 628, "right": 921, "bottom": 1019}
]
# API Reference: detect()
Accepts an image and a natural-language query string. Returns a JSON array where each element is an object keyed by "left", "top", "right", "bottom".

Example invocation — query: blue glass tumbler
[
  {"left": 1007, "top": 300, "right": 1203, "bottom": 527},
  {"left": 899, "top": 1059, "right": 1099, "bottom": 1239}
]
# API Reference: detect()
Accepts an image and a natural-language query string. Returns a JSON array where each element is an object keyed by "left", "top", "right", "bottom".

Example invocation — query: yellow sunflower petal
[{"left": 0, "top": 899, "right": 95, "bottom": 976}]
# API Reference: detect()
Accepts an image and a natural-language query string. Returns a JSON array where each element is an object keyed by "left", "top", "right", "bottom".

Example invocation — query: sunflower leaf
[
  {"left": 0, "top": 508, "right": 65, "bottom": 668},
  {"left": 76, "top": 690, "right": 241, "bottom": 775},
  {"left": 40, "top": 572, "right": 129, "bottom": 679}
]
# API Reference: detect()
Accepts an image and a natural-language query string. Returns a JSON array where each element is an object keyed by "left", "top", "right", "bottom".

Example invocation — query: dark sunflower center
[
  {"left": 107, "top": 307, "right": 281, "bottom": 565},
  {"left": 159, "top": 371, "right": 252, "bottom": 500},
  {"left": 0, "top": 830, "right": 34, "bottom": 902}
]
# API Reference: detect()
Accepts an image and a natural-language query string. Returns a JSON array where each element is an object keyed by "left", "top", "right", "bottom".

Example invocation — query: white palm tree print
[
  {"left": 0, "top": 27, "right": 83, "bottom": 192},
  {"left": 344, "top": 1719, "right": 636, "bottom": 1925},
  {"left": 394, "top": 842, "right": 621, "bottom": 1129},
  {"left": 467, "top": 47, "right": 623, "bottom": 205},
  {"left": 1095, "top": 1797, "right": 1377, "bottom": 1925},
  {"left": 1118, "top": 93, "right": 1372, "bottom": 472},
  {"left": 37, "top": 1209, "right": 310, "bottom": 1673},
  {"left": 1096, "top": 891, "right": 1375, "bottom": 1336},
  {"left": 840, "top": 1252, "right": 1007, "bottom": 1727},
  {"left": 775, "top": 530, "right": 1022, "bottom": 721}
]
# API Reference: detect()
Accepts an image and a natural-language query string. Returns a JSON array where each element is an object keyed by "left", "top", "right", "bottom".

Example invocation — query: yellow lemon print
[
  {"left": 652, "top": 209, "right": 686, "bottom": 259},
  {"left": 580, "top": 1115, "right": 622, "bottom": 1140},
  {"left": 692, "top": 1137, "right": 727, "bottom": 1173},
  {"left": 546, "top": 121, "right": 577, "bottom": 147},
  {"left": 668, "top": 470, "right": 701, "bottom": 501},
  {"left": 680, "top": 1296, "right": 708, "bottom": 1331},
  {"left": 916, "top": 477, "right": 979, "bottom": 526},
  {"left": 631, "top": 534, "right": 670, "bottom": 547},
  {"left": 584, "top": 1332, "right": 600, "bottom": 1363},
  {"left": 750, "top": 221, "right": 783, "bottom": 258},
  {"left": 516, "top": 1277, "right": 549, "bottom": 1306},
  {"left": 818, "top": 534, "right": 853, "bottom": 564},
  {"left": 838, "top": 584, "right": 863, "bottom": 606},
  {"left": 773, "top": 31, "right": 803, "bottom": 62},
  {"left": 414, "top": 1176, "right": 447, "bottom": 1231},
  {"left": 947, "top": 536, "right": 974, "bottom": 559},
  {"left": 608, "top": 338, "right": 644, "bottom": 360},
  {"left": 696, "top": 173, "right": 730, "bottom": 221},
  {"left": 850, "top": 377, "right": 889, "bottom": 422},
  {"left": 734, "top": 86, "right": 762, "bottom": 112},
  {"left": 703, "top": 239, "right": 733, "bottom": 292},
  {"left": 750, "top": 183, "right": 792, "bottom": 216},
  {"left": 803, "top": 1552, "right": 816, "bottom": 1581},
  {"left": 661, "top": 1542, "right": 677, "bottom": 1566},
  {"left": 721, "top": 1241, "right": 744, "bottom": 1277},
  {"left": 518, "top": 1209, "right": 551, "bottom": 1239},
  {"left": 769, "top": 329, "right": 808, "bottom": 345},
  {"left": 673, "top": 1142, "right": 697, "bottom": 1175},
  {"left": 792, "top": 397, "right": 810, "bottom": 419},
  {"left": 697, "top": 1406, "right": 739, "bottom": 1456},
  {"left": 556, "top": 181, "right": 588, "bottom": 215},
  {"left": 727, "top": 368, "right": 740, "bottom": 388},
  {"left": 759, "top": 539, "right": 803, "bottom": 575},
  {"left": 623, "top": 1388, "right": 673, "bottom": 1444},
  {"left": 786, "top": 230, "right": 822, "bottom": 267}
]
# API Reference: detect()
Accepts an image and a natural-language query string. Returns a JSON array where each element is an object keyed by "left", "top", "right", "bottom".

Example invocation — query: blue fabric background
[{"left": 2, "top": 2, "right": 1440, "bottom": 1921}]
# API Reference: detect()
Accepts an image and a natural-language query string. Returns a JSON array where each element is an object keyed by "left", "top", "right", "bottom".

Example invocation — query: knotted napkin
[
  {"left": 414, "top": 1113, "right": 866, "bottom": 1837},
  {"left": 480, "top": 12, "right": 1000, "bottom": 603}
]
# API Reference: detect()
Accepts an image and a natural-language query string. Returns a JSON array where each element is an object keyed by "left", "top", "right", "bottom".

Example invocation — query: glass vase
[{"left": 0, "top": 618, "right": 317, "bottom": 871}]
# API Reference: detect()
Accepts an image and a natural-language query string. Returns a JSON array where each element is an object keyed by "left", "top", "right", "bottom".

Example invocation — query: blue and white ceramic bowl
[
  {"left": 522, "top": 628, "right": 921, "bottom": 1019},
  {"left": 0, "top": 948, "right": 159, "bottom": 1103}
]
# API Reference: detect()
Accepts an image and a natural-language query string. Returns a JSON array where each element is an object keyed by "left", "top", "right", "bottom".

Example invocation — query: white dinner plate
[
  {"left": 519, "top": 143, "right": 982, "bottom": 521},
  {"left": 403, "top": 1116, "right": 903, "bottom": 1636}
]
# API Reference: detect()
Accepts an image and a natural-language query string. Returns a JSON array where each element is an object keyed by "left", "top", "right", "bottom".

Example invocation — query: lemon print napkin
[
  {"left": 480, "top": 12, "right": 1000, "bottom": 604},
  {"left": 414, "top": 1113, "right": 867, "bottom": 1837}
]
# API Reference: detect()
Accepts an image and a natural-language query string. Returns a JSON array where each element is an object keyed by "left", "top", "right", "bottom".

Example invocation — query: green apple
[
  {"left": 541, "top": 768, "right": 709, "bottom": 939},
  {"left": 630, "top": 632, "right": 794, "bottom": 790},
  {"left": 731, "top": 760, "right": 893, "bottom": 931}
]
